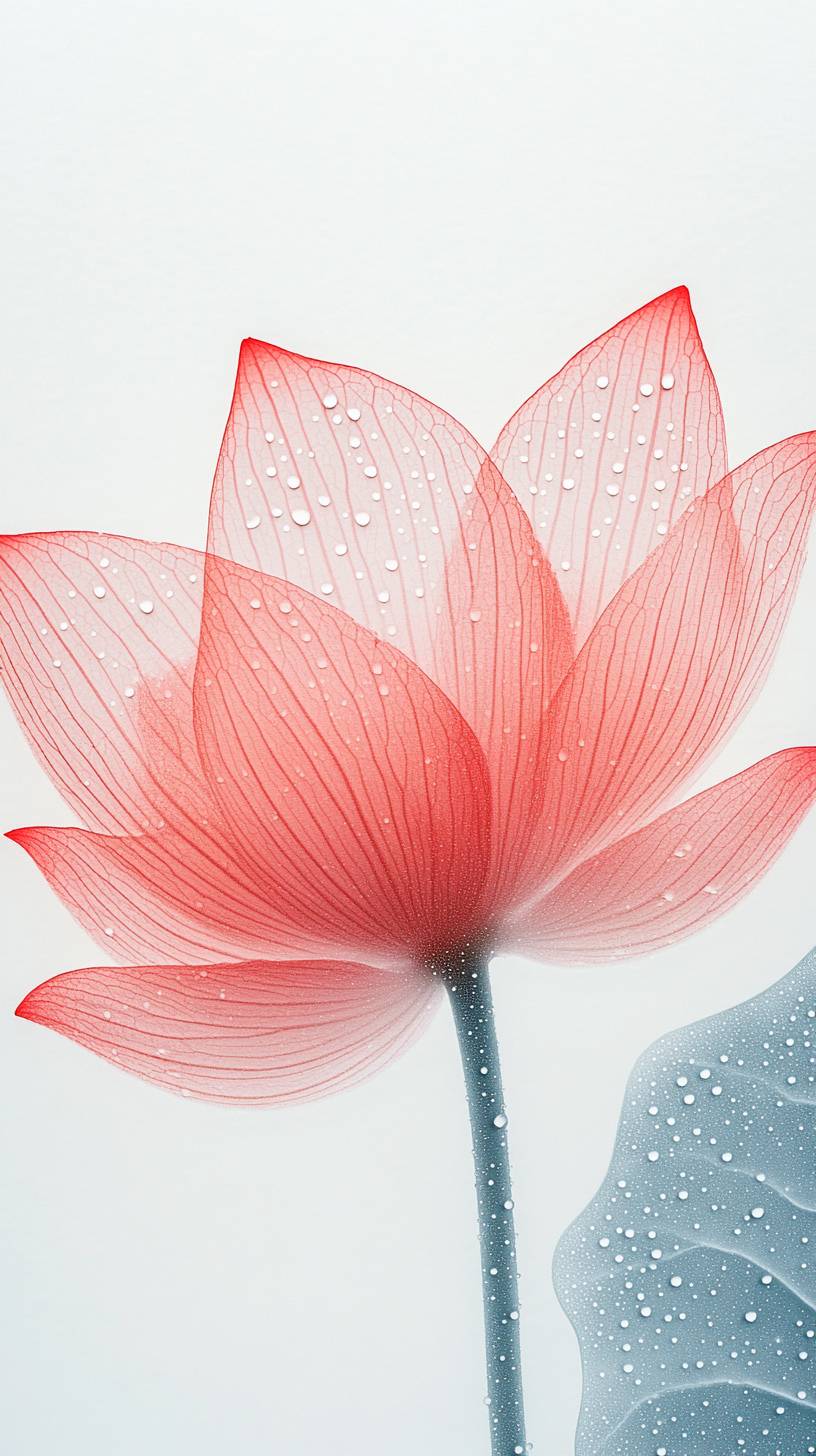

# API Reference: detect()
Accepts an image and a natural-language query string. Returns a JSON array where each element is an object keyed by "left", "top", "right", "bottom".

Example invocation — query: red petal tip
[{"left": 15, "top": 987, "right": 42, "bottom": 1022}]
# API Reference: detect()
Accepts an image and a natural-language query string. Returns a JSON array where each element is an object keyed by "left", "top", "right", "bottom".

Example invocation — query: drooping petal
[
  {"left": 0, "top": 533, "right": 204, "bottom": 832},
  {"left": 194, "top": 556, "right": 492, "bottom": 961},
  {"left": 16, "top": 959, "right": 438, "bottom": 1105},
  {"left": 493, "top": 286, "right": 727, "bottom": 645},
  {"left": 509, "top": 748, "right": 816, "bottom": 962},
  {"left": 523, "top": 434, "right": 816, "bottom": 891},
  {"left": 208, "top": 340, "right": 573, "bottom": 898}
]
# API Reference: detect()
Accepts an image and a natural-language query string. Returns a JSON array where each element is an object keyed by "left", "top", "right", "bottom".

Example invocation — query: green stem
[{"left": 442, "top": 950, "right": 528, "bottom": 1456}]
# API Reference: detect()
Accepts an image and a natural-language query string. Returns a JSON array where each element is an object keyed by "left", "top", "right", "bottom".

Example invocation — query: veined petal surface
[
  {"left": 493, "top": 287, "right": 727, "bottom": 645},
  {"left": 208, "top": 341, "right": 573, "bottom": 899},
  {"left": 510, "top": 748, "right": 816, "bottom": 961},
  {"left": 194, "top": 556, "right": 492, "bottom": 960},
  {"left": 521, "top": 435, "right": 816, "bottom": 890},
  {"left": 17, "top": 959, "right": 437, "bottom": 1105}
]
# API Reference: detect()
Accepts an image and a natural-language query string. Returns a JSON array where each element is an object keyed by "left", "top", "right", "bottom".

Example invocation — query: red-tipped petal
[
  {"left": 208, "top": 341, "right": 573, "bottom": 900},
  {"left": 493, "top": 287, "right": 727, "bottom": 645},
  {"left": 0, "top": 532, "right": 204, "bottom": 832},
  {"left": 16, "top": 959, "right": 438, "bottom": 1105},
  {"left": 7, "top": 821, "right": 344, "bottom": 966},
  {"left": 510, "top": 748, "right": 816, "bottom": 962},
  {"left": 194, "top": 556, "right": 492, "bottom": 960},
  {"left": 524, "top": 434, "right": 816, "bottom": 889}
]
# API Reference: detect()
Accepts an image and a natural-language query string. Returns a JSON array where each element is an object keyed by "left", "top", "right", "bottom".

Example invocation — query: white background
[{"left": 2, "top": 2, "right": 815, "bottom": 1452}]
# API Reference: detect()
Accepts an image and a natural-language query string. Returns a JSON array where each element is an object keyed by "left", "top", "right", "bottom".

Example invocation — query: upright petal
[
  {"left": 509, "top": 748, "right": 816, "bottom": 962},
  {"left": 493, "top": 287, "right": 727, "bottom": 644},
  {"left": 17, "top": 959, "right": 437, "bottom": 1105},
  {"left": 208, "top": 341, "right": 573, "bottom": 898},
  {"left": 0, "top": 533, "right": 204, "bottom": 832},
  {"left": 194, "top": 556, "right": 492, "bottom": 961},
  {"left": 523, "top": 435, "right": 816, "bottom": 891}
]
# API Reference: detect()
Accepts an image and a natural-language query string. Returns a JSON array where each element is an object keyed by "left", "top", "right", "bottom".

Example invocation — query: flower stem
[{"left": 442, "top": 951, "right": 528, "bottom": 1456}]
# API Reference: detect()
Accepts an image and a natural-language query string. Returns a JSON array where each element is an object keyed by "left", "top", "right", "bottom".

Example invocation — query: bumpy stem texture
[{"left": 443, "top": 953, "right": 527, "bottom": 1456}]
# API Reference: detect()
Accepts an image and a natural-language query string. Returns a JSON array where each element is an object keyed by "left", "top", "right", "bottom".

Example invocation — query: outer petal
[
  {"left": 0, "top": 532, "right": 204, "bottom": 832},
  {"left": 16, "top": 959, "right": 437, "bottom": 1105},
  {"left": 208, "top": 340, "right": 573, "bottom": 899},
  {"left": 523, "top": 434, "right": 816, "bottom": 891},
  {"left": 7, "top": 821, "right": 340, "bottom": 966},
  {"left": 194, "top": 556, "right": 492, "bottom": 960},
  {"left": 493, "top": 286, "right": 727, "bottom": 645},
  {"left": 509, "top": 748, "right": 816, "bottom": 962}
]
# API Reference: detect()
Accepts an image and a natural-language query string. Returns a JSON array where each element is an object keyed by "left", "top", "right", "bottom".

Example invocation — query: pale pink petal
[
  {"left": 523, "top": 434, "right": 816, "bottom": 891},
  {"left": 208, "top": 341, "right": 573, "bottom": 898},
  {"left": 194, "top": 556, "right": 492, "bottom": 961},
  {"left": 509, "top": 748, "right": 816, "bottom": 962},
  {"left": 493, "top": 287, "right": 727, "bottom": 645},
  {"left": 17, "top": 959, "right": 437, "bottom": 1105},
  {"left": 0, "top": 533, "right": 204, "bottom": 832}
]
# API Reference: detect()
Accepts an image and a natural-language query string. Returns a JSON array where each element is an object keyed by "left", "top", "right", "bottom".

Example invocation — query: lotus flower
[{"left": 4, "top": 288, "right": 816, "bottom": 1455}]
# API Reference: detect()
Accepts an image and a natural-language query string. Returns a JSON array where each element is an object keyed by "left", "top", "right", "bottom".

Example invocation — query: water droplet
[
  {"left": 138, "top": 599, "right": 154, "bottom": 614},
  {"left": 292, "top": 508, "right": 311, "bottom": 526},
  {"left": 93, "top": 585, "right": 106, "bottom": 599},
  {"left": 493, "top": 1112, "right": 508, "bottom": 1129},
  {"left": 751, "top": 1206, "right": 765, "bottom": 1219},
  {"left": 354, "top": 511, "right": 371, "bottom": 527},
  {"left": 744, "top": 1310, "right": 757, "bottom": 1323},
  {"left": 639, "top": 382, "right": 654, "bottom": 397},
  {"left": 384, "top": 558, "right": 399, "bottom": 572},
  {"left": 322, "top": 392, "right": 338, "bottom": 409},
  {"left": 503, "top": 1199, "right": 514, "bottom": 1210},
  {"left": 278, "top": 599, "right": 293, "bottom": 614},
  {"left": 469, "top": 608, "right": 482, "bottom": 623},
  {"left": 246, "top": 514, "right": 261, "bottom": 529},
  {"left": 286, "top": 475, "right": 301, "bottom": 490},
  {"left": 596, "top": 375, "right": 609, "bottom": 389},
  {"left": 661, "top": 372, "right": 675, "bottom": 390},
  {"left": 363, "top": 465, "right": 378, "bottom": 479},
  {"left": 562, "top": 477, "right": 576, "bottom": 491}
]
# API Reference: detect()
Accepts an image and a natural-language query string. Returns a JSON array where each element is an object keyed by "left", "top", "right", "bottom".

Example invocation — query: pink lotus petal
[
  {"left": 17, "top": 959, "right": 437, "bottom": 1105},
  {"left": 0, "top": 533, "right": 204, "bottom": 832},
  {"left": 523, "top": 434, "right": 816, "bottom": 891},
  {"left": 208, "top": 341, "right": 573, "bottom": 900},
  {"left": 511, "top": 747, "right": 816, "bottom": 962},
  {"left": 194, "top": 555, "right": 492, "bottom": 960},
  {"left": 493, "top": 287, "right": 727, "bottom": 645},
  {"left": 7, "top": 820, "right": 348, "bottom": 966}
]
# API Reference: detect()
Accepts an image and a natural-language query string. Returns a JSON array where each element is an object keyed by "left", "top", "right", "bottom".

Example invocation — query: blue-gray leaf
[{"left": 554, "top": 945, "right": 816, "bottom": 1455}]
